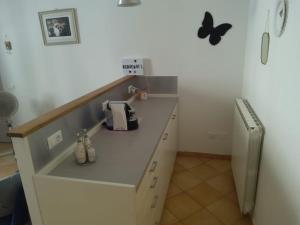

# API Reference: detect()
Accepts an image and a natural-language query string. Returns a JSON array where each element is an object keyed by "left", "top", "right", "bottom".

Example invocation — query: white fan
[{"left": 0, "top": 91, "right": 18, "bottom": 136}]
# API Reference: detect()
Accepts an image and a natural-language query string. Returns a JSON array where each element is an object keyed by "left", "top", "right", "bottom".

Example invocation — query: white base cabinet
[{"left": 34, "top": 105, "right": 178, "bottom": 225}]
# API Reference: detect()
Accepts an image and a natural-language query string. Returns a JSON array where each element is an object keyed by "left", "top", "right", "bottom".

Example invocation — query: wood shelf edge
[{"left": 8, "top": 75, "right": 136, "bottom": 138}]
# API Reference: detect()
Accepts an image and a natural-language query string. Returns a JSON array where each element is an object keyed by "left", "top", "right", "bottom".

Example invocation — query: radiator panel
[{"left": 231, "top": 98, "right": 263, "bottom": 214}]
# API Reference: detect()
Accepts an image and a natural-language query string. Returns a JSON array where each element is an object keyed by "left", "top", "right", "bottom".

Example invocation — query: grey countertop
[{"left": 49, "top": 97, "right": 178, "bottom": 187}]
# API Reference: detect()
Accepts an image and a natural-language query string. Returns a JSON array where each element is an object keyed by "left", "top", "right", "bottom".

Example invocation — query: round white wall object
[{"left": 274, "top": 0, "right": 287, "bottom": 37}]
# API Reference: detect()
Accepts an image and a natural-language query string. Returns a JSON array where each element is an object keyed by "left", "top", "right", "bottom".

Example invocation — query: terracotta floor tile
[
  {"left": 176, "top": 156, "right": 206, "bottom": 169},
  {"left": 165, "top": 193, "right": 202, "bottom": 220},
  {"left": 206, "top": 173, "right": 235, "bottom": 195},
  {"left": 198, "top": 157, "right": 212, "bottom": 163},
  {"left": 167, "top": 182, "right": 183, "bottom": 198},
  {"left": 234, "top": 216, "right": 253, "bottom": 225},
  {"left": 163, "top": 156, "right": 244, "bottom": 225},
  {"left": 188, "top": 164, "right": 219, "bottom": 181},
  {"left": 173, "top": 163, "right": 186, "bottom": 173},
  {"left": 160, "top": 209, "right": 178, "bottom": 225},
  {"left": 205, "top": 159, "right": 231, "bottom": 172},
  {"left": 223, "top": 170, "right": 234, "bottom": 177},
  {"left": 186, "top": 183, "right": 223, "bottom": 206},
  {"left": 182, "top": 209, "right": 224, "bottom": 225},
  {"left": 172, "top": 171, "right": 202, "bottom": 191},
  {"left": 207, "top": 198, "right": 242, "bottom": 225},
  {"left": 225, "top": 191, "right": 239, "bottom": 206}
]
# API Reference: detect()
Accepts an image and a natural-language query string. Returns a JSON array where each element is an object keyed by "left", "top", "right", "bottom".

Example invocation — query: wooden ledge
[{"left": 8, "top": 75, "right": 136, "bottom": 138}]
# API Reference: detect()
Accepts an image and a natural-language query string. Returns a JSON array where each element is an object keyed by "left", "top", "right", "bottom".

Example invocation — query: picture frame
[{"left": 39, "top": 8, "right": 80, "bottom": 46}]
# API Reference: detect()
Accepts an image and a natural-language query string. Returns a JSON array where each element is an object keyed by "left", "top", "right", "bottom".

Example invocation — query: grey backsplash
[
  {"left": 28, "top": 76, "right": 177, "bottom": 172},
  {"left": 136, "top": 76, "right": 178, "bottom": 94}
]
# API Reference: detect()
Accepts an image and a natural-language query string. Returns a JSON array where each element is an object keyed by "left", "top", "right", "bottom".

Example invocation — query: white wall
[
  {"left": 0, "top": 0, "right": 248, "bottom": 154},
  {"left": 242, "top": 0, "right": 300, "bottom": 224}
]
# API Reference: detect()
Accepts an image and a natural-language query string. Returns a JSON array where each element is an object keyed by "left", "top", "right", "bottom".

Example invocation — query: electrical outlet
[
  {"left": 47, "top": 130, "right": 63, "bottom": 150},
  {"left": 128, "top": 85, "right": 138, "bottom": 94},
  {"left": 102, "top": 100, "right": 109, "bottom": 111},
  {"left": 128, "top": 85, "right": 133, "bottom": 94},
  {"left": 4, "top": 41, "right": 12, "bottom": 50}
]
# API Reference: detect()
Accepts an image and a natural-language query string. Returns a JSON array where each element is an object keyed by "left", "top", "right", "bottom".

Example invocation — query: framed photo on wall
[{"left": 39, "top": 8, "right": 80, "bottom": 46}]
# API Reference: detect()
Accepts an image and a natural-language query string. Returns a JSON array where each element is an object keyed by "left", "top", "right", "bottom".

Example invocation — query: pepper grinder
[
  {"left": 74, "top": 133, "right": 87, "bottom": 164},
  {"left": 83, "top": 129, "right": 96, "bottom": 163}
]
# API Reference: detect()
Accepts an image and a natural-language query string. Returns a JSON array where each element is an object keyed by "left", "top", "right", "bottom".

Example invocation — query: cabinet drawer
[
  {"left": 137, "top": 104, "right": 178, "bottom": 225},
  {"left": 137, "top": 187, "right": 160, "bottom": 225},
  {"left": 136, "top": 144, "right": 161, "bottom": 211},
  {"left": 137, "top": 173, "right": 161, "bottom": 225},
  {"left": 154, "top": 105, "right": 178, "bottom": 224}
]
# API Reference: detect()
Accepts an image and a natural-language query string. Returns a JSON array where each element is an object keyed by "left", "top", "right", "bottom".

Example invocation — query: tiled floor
[{"left": 161, "top": 155, "right": 253, "bottom": 225}]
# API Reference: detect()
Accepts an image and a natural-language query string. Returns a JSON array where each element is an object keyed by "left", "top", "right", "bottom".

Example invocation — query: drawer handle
[
  {"left": 151, "top": 195, "right": 159, "bottom": 209},
  {"left": 172, "top": 114, "right": 176, "bottom": 120},
  {"left": 150, "top": 177, "right": 158, "bottom": 189},
  {"left": 149, "top": 161, "right": 158, "bottom": 172},
  {"left": 163, "top": 133, "right": 169, "bottom": 141}
]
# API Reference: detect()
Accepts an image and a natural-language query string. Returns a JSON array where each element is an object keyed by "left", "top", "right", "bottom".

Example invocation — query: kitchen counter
[{"left": 49, "top": 97, "right": 178, "bottom": 186}]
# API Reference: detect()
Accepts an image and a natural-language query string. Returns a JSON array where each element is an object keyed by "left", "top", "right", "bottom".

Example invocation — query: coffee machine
[{"left": 104, "top": 101, "right": 138, "bottom": 131}]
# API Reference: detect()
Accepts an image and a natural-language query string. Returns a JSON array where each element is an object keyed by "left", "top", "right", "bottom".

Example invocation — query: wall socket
[
  {"left": 47, "top": 130, "right": 63, "bottom": 150},
  {"left": 128, "top": 85, "right": 138, "bottom": 94}
]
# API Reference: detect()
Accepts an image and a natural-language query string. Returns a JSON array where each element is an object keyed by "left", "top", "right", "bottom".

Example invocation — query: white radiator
[{"left": 231, "top": 98, "right": 264, "bottom": 215}]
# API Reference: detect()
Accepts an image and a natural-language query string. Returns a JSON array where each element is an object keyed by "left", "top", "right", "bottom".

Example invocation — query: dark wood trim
[
  {"left": 177, "top": 151, "right": 231, "bottom": 160},
  {"left": 8, "top": 75, "right": 136, "bottom": 138}
]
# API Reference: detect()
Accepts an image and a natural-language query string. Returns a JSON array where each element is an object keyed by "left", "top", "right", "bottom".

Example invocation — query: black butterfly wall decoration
[{"left": 197, "top": 11, "right": 232, "bottom": 46}]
